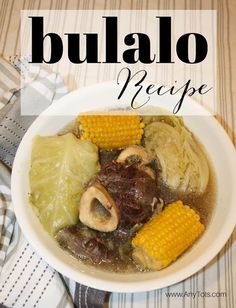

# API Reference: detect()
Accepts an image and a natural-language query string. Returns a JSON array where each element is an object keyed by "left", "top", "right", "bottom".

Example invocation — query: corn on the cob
[
  {"left": 78, "top": 115, "right": 144, "bottom": 149},
  {"left": 132, "top": 200, "right": 204, "bottom": 270}
]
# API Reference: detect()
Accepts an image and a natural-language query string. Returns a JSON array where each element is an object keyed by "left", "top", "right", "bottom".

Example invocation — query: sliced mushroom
[
  {"left": 116, "top": 145, "right": 153, "bottom": 166},
  {"left": 79, "top": 182, "right": 120, "bottom": 232}
]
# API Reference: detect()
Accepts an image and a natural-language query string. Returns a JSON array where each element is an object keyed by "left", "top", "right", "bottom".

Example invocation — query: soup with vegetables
[{"left": 29, "top": 113, "right": 216, "bottom": 272}]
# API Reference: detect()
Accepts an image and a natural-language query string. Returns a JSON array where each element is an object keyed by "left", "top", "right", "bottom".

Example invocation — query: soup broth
[
  {"left": 57, "top": 146, "right": 216, "bottom": 273},
  {"left": 32, "top": 114, "right": 217, "bottom": 273}
]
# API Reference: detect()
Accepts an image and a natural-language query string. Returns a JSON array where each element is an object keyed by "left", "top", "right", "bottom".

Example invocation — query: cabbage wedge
[
  {"left": 29, "top": 133, "right": 100, "bottom": 235},
  {"left": 144, "top": 117, "right": 209, "bottom": 193}
]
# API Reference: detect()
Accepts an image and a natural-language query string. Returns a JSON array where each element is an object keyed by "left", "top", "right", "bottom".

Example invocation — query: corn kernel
[
  {"left": 78, "top": 115, "right": 144, "bottom": 149},
  {"left": 132, "top": 200, "right": 204, "bottom": 270}
]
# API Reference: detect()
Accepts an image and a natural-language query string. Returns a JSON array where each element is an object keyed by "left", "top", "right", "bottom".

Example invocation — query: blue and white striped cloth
[
  {"left": 0, "top": 56, "right": 75, "bottom": 307},
  {"left": 0, "top": 56, "right": 107, "bottom": 308}
]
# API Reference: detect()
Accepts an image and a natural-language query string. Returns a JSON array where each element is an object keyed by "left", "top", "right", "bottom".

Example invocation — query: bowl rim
[{"left": 11, "top": 82, "right": 236, "bottom": 292}]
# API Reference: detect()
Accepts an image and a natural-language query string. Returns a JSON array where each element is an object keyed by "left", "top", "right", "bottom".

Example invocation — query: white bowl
[{"left": 11, "top": 82, "right": 236, "bottom": 292}]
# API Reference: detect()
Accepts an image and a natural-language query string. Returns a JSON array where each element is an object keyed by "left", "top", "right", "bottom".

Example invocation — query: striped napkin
[{"left": 0, "top": 56, "right": 109, "bottom": 308}]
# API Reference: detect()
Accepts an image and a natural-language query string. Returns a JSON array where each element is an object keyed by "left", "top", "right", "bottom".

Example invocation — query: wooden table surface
[{"left": 0, "top": 1, "right": 235, "bottom": 307}]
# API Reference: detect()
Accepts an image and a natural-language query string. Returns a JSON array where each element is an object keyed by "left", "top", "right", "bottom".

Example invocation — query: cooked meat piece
[
  {"left": 57, "top": 225, "right": 109, "bottom": 264},
  {"left": 95, "top": 162, "right": 158, "bottom": 228}
]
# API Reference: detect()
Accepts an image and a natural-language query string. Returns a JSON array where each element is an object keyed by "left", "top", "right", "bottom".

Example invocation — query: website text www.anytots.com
[{"left": 165, "top": 291, "right": 227, "bottom": 299}]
